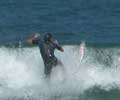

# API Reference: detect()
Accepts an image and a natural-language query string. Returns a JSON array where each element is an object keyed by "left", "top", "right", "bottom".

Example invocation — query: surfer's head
[{"left": 44, "top": 33, "right": 52, "bottom": 42}]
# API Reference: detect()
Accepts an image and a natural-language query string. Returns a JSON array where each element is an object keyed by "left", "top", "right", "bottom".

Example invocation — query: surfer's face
[{"left": 44, "top": 33, "right": 52, "bottom": 42}]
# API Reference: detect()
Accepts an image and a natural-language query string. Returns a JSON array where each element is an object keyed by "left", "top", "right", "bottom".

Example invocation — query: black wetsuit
[{"left": 32, "top": 39, "right": 62, "bottom": 76}]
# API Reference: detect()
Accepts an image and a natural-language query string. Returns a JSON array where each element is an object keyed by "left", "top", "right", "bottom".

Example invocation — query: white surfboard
[{"left": 79, "top": 41, "right": 85, "bottom": 63}]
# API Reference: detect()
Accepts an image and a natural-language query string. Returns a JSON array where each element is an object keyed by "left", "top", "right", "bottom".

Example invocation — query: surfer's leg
[
  {"left": 44, "top": 63, "right": 52, "bottom": 77},
  {"left": 52, "top": 57, "right": 63, "bottom": 66}
]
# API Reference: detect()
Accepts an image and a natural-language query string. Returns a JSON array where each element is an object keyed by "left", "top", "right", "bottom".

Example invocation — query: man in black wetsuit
[{"left": 27, "top": 33, "right": 64, "bottom": 77}]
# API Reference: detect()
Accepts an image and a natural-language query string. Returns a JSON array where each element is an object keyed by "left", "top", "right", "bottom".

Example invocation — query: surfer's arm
[
  {"left": 27, "top": 33, "right": 40, "bottom": 45},
  {"left": 27, "top": 37, "right": 39, "bottom": 45},
  {"left": 32, "top": 39, "right": 40, "bottom": 45},
  {"left": 27, "top": 36, "right": 35, "bottom": 44},
  {"left": 53, "top": 40, "right": 64, "bottom": 52}
]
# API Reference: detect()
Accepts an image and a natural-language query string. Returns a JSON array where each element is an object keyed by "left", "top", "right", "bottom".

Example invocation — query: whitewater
[{"left": 0, "top": 44, "right": 120, "bottom": 100}]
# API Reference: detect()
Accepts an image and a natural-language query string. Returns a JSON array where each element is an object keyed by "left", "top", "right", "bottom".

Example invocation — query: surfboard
[{"left": 79, "top": 41, "right": 85, "bottom": 63}]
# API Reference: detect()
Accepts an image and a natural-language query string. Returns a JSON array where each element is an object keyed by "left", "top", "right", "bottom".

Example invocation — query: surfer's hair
[{"left": 44, "top": 33, "right": 52, "bottom": 42}]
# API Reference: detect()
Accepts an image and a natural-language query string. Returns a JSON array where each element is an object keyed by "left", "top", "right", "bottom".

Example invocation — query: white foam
[{"left": 0, "top": 45, "right": 120, "bottom": 98}]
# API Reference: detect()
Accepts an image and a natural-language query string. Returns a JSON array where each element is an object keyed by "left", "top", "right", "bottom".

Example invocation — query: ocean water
[{"left": 0, "top": 0, "right": 120, "bottom": 100}]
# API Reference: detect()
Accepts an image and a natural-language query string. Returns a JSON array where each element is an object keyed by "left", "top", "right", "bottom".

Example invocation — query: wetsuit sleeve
[
  {"left": 32, "top": 39, "right": 40, "bottom": 45},
  {"left": 53, "top": 40, "right": 62, "bottom": 50}
]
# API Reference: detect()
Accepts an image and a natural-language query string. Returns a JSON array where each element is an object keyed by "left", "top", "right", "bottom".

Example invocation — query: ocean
[{"left": 0, "top": 0, "right": 120, "bottom": 100}]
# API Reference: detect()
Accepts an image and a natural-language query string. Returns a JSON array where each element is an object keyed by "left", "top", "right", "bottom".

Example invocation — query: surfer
[{"left": 27, "top": 33, "right": 64, "bottom": 77}]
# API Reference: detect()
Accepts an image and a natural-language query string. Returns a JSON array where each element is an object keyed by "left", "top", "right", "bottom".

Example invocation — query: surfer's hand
[
  {"left": 60, "top": 47, "right": 64, "bottom": 52},
  {"left": 34, "top": 33, "right": 40, "bottom": 39}
]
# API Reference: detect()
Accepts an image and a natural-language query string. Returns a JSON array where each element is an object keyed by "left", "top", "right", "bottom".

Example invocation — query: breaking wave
[{"left": 0, "top": 44, "right": 120, "bottom": 99}]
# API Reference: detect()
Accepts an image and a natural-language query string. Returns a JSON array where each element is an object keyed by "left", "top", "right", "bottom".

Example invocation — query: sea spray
[{"left": 0, "top": 45, "right": 120, "bottom": 99}]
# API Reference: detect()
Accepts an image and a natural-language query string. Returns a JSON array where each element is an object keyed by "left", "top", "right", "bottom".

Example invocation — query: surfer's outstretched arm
[{"left": 27, "top": 33, "right": 40, "bottom": 44}]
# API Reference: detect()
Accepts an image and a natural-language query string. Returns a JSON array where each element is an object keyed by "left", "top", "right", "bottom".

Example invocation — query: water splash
[{"left": 0, "top": 45, "right": 120, "bottom": 99}]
